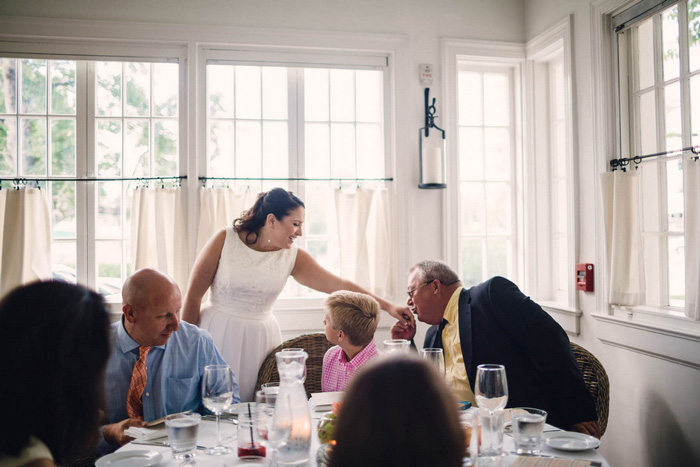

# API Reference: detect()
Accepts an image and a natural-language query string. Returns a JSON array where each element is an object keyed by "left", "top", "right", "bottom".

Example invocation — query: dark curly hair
[
  {"left": 234, "top": 187, "right": 305, "bottom": 244},
  {"left": 0, "top": 281, "right": 111, "bottom": 464}
]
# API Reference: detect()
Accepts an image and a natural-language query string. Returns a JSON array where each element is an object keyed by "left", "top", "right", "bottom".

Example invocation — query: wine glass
[
  {"left": 255, "top": 390, "right": 284, "bottom": 463},
  {"left": 281, "top": 348, "right": 307, "bottom": 383},
  {"left": 202, "top": 364, "right": 234, "bottom": 455},
  {"left": 420, "top": 348, "right": 446, "bottom": 375},
  {"left": 474, "top": 364, "right": 508, "bottom": 412},
  {"left": 474, "top": 364, "right": 508, "bottom": 457}
]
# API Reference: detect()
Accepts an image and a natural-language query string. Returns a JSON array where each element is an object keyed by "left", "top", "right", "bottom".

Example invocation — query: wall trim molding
[
  {"left": 594, "top": 313, "right": 700, "bottom": 369},
  {"left": 542, "top": 303, "right": 581, "bottom": 335}
]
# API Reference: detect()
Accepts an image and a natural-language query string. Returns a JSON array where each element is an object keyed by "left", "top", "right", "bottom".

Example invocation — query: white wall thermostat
[{"left": 420, "top": 64, "right": 433, "bottom": 86}]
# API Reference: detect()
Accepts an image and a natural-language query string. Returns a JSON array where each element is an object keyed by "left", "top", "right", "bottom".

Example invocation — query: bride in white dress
[{"left": 182, "top": 188, "right": 413, "bottom": 401}]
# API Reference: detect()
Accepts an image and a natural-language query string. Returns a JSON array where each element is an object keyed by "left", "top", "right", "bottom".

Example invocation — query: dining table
[{"left": 105, "top": 408, "right": 610, "bottom": 467}]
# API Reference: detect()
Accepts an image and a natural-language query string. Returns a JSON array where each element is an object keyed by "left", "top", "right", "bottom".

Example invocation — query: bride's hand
[{"left": 386, "top": 304, "right": 415, "bottom": 329}]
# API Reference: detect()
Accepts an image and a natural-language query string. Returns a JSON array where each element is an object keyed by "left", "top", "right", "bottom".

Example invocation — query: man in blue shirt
[{"left": 101, "top": 268, "right": 240, "bottom": 449}]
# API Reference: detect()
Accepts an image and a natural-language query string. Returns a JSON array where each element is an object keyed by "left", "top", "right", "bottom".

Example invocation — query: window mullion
[
  {"left": 678, "top": 2, "right": 692, "bottom": 147},
  {"left": 291, "top": 68, "right": 302, "bottom": 193},
  {"left": 78, "top": 61, "right": 92, "bottom": 288}
]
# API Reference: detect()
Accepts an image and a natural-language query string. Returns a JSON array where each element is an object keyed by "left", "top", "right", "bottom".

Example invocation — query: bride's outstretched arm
[
  {"left": 182, "top": 228, "right": 227, "bottom": 325},
  {"left": 291, "top": 248, "right": 414, "bottom": 328}
]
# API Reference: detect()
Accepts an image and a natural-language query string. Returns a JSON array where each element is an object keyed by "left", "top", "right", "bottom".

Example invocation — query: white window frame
[
  {"left": 197, "top": 46, "right": 394, "bottom": 302},
  {"left": 591, "top": 0, "right": 700, "bottom": 368},
  {"left": 442, "top": 39, "right": 526, "bottom": 288},
  {"left": 523, "top": 17, "right": 581, "bottom": 334},
  {"left": 0, "top": 16, "right": 409, "bottom": 336},
  {"left": 0, "top": 37, "right": 188, "bottom": 304},
  {"left": 616, "top": 1, "right": 694, "bottom": 315}
]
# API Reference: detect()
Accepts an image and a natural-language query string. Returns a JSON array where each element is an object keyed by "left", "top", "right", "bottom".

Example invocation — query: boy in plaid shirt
[{"left": 321, "top": 291, "right": 380, "bottom": 392}]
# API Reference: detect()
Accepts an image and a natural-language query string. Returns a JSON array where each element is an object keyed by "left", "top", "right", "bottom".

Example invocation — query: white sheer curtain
[
  {"left": 195, "top": 187, "right": 255, "bottom": 255},
  {"left": 0, "top": 188, "right": 52, "bottom": 295},
  {"left": 334, "top": 187, "right": 395, "bottom": 296},
  {"left": 130, "top": 187, "right": 189, "bottom": 293},
  {"left": 684, "top": 157, "right": 700, "bottom": 319},
  {"left": 600, "top": 170, "right": 646, "bottom": 306}
]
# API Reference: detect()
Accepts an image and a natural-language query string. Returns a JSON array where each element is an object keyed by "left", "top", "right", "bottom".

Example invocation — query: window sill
[
  {"left": 539, "top": 301, "right": 582, "bottom": 336},
  {"left": 593, "top": 311, "right": 700, "bottom": 369}
]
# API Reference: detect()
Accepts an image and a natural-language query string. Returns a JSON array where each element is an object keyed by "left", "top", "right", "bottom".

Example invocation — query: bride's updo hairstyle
[{"left": 234, "top": 187, "right": 305, "bottom": 244}]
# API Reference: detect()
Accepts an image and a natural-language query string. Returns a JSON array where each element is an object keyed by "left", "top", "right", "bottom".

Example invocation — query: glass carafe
[{"left": 272, "top": 349, "right": 311, "bottom": 466}]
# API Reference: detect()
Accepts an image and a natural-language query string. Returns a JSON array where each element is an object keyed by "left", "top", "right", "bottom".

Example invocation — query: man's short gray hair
[{"left": 410, "top": 261, "right": 460, "bottom": 285}]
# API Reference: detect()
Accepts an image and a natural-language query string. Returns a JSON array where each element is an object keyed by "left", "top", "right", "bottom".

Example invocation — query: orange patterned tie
[{"left": 126, "top": 346, "right": 151, "bottom": 420}]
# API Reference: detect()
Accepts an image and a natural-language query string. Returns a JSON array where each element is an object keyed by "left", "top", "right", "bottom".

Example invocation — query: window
[
  {"left": 616, "top": 0, "right": 698, "bottom": 312},
  {"left": 0, "top": 57, "right": 179, "bottom": 296},
  {"left": 525, "top": 18, "right": 577, "bottom": 312},
  {"left": 456, "top": 64, "right": 520, "bottom": 287},
  {"left": 205, "top": 58, "right": 387, "bottom": 297}
]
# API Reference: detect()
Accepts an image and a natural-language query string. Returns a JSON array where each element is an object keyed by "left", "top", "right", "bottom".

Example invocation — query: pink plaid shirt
[{"left": 321, "top": 340, "right": 380, "bottom": 392}]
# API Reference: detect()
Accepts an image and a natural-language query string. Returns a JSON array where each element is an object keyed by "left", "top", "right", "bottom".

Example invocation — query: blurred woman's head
[
  {"left": 235, "top": 187, "right": 305, "bottom": 246},
  {"left": 329, "top": 355, "right": 465, "bottom": 467},
  {"left": 0, "top": 281, "right": 111, "bottom": 463}
]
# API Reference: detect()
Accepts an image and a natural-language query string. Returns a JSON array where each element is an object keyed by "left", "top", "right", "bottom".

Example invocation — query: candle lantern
[{"left": 419, "top": 88, "right": 447, "bottom": 189}]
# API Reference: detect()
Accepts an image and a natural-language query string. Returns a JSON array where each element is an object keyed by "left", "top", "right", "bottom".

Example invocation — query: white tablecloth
[{"left": 109, "top": 412, "right": 609, "bottom": 467}]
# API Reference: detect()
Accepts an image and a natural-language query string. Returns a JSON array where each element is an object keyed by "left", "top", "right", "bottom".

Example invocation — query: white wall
[{"left": 525, "top": 1, "right": 700, "bottom": 466}]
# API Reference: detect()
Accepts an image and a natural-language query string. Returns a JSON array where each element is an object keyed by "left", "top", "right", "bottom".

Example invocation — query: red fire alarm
[{"left": 576, "top": 263, "right": 594, "bottom": 292}]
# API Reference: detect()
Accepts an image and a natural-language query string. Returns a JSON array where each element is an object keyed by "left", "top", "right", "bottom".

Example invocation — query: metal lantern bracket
[{"left": 419, "top": 87, "right": 447, "bottom": 189}]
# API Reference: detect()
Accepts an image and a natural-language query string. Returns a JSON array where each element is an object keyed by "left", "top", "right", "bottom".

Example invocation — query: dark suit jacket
[{"left": 424, "top": 276, "right": 597, "bottom": 430}]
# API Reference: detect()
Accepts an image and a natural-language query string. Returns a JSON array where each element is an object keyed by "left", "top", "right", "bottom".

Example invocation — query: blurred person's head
[
  {"left": 122, "top": 268, "right": 182, "bottom": 347},
  {"left": 329, "top": 356, "right": 465, "bottom": 467},
  {"left": 234, "top": 187, "right": 305, "bottom": 247},
  {"left": 323, "top": 291, "right": 379, "bottom": 347},
  {"left": 407, "top": 260, "right": 462, "bottom": 325},
  {"left": 0, "top": 281, "right": 111, "bottom": 463}
]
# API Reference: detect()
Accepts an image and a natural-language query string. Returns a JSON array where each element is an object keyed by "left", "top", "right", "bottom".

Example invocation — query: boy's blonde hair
[{"left": 326, "top": 291, "right": 380, "bottom": 347}]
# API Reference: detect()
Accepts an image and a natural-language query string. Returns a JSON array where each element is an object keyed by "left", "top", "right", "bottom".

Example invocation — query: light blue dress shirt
[{"left": 101, "top": 319, "right": 240, "bottom": 449}]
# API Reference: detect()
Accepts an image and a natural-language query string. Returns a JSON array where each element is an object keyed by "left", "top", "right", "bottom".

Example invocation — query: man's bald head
[
  {"left": 122, "top": 268, "right": 182, "bottom": 347},
  {"left": 122, "top": 268, "right": 181, "bottom": 310}
]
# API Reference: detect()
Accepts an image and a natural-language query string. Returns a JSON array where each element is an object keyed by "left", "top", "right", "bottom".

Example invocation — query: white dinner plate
[
  {"left": 95, "top": 450, "right": 163, "bottom": 467},
  {"left": 226, "top": 401, "right": 259, "bottom": 415},
  {"left": 543, "top": 431, "right": 601, "bottom": 451}
]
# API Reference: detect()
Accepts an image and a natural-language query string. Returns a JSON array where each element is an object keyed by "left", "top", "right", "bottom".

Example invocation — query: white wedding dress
[{"left": 199, "top": 227, "right": 298, "bottom": 402}]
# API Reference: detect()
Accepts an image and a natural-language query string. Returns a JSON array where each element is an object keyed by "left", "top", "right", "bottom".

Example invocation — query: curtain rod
[
  {"left": 198, "top": 176, "right": 394, "bottom": 182},
  {"left": 610, "top": 145, "right": 699, "bottom": 170},
  {"left": 0, "top": 175, "right": 187, "bottom": 183}
]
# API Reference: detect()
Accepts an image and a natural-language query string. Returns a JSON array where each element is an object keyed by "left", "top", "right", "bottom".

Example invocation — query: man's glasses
[{"left": 407, "top": 281, "right": 432, "bottom": 298}]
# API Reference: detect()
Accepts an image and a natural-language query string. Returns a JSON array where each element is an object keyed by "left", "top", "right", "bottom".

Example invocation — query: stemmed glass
[
  {"left": 268, "top": 394, "right": 293, "bottom": 465},
  {"left": 420, "top": 348, "right": 446, "bottom": 375},
  {"left": 475, "top": 364, "right": 508, "bottom": 457},
  {"left": 202, "top": 364, "right": 234, "bottom": 455},
  {"left": 255, "top": 389, "right": 288, "bottom": 464}
]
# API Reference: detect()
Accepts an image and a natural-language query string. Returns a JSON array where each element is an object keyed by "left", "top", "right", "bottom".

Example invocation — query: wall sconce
[{"left": 418, "top": 87, "right": 446, "bottom": 189}]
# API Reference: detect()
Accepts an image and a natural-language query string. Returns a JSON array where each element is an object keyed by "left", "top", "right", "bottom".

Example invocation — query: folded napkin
[
  {"left": 309, "top": 391, "right": 343, "bottom": 412},
  {"left": 512, "top": 457, "right": 592, "bottom": 467},
  {"left": 124, "top": 426, "right": 167, "bottom": 440}
]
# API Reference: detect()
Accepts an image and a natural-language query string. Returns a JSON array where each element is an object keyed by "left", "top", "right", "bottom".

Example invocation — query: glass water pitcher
[{"left": 272, "top": 349, "right": 312, "bottom": 465}]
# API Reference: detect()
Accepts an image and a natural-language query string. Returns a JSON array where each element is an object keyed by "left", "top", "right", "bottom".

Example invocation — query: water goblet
[
  {"left": 202, "top": 364, "right": 234, "bottom": 455},
  {"left": 475, "top": 364, "right": 508, "bottom": 458}
]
